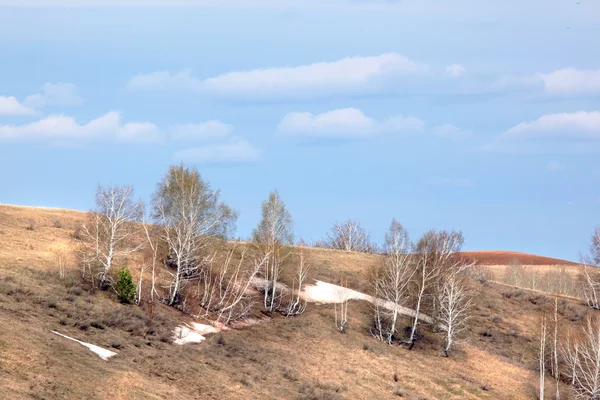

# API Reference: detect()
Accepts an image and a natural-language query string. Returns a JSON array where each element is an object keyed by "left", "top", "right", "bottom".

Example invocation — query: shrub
[
  {"left": 26, "top": 222, "right": 36, "bottom": 231},
  {"left": 394, "top": 385, "right": 407, "bottom": 397},
  {"left": 52, "top": 220, "right": 63, "bottom": 229},
  {"left": 283, "top": 367, "right": 300, "bottom": 381},
  {"left": 70, "top": 226, "right": 83, "bottom": 240},
  {"left": 91, "top": 320, "right": 105, "bottom": 330},
  {"left": 114, "top": 266, "right": 136, "bottom": 304}
]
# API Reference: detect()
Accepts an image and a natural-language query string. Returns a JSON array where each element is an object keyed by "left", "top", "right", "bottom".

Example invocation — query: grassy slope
[
  {"left": 459, "top": 251, "right": 578, "bottom": 266},
  {"left": 0, "top": 205, "right": 590, "bottom": 399}
]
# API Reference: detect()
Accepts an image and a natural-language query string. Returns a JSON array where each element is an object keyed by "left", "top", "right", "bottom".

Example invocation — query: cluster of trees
[
  {"left": 502, "top": 229, "right": 600, "bottom": 312},
  {"left": 76, "top": 164, "right": 313, "bottom": 323},
  {"left": 370, "top": 220, "right": 473, "bottom": 357},
  {"left": 538, "top": 298, "right": 600, "bottom": 400},
  {"left": 301, "top": 219, "right": 378, "bottom": 254},
  {"left": 75, "top": 162, "right": 476, "bottom": 348},
  {"left": 503, "top": 260, "right": 579, "bottom": 298},
  {"left": 536, "top": 229, "right": 600, "bottom": 399}
]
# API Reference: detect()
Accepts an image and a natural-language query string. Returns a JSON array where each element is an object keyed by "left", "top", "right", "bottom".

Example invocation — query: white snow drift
[
  {"left": 172, "top": 322, "right": 222, "bottom": 345},
  {"left": 50, "top": 330, "right": 117, "bottom": 360}
]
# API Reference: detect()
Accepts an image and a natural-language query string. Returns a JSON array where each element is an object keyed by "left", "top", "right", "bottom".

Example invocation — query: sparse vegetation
[{"left": 0, "top": 190, "right": 593, "bottom": 399}]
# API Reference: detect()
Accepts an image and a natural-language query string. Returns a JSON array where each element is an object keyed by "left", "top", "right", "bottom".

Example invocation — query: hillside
[
  {"left": 459, "top": 251, "right": 578, "bottom": 266},
  {"left": 0, "top": 205, "right": 591, "bottom": 399}
]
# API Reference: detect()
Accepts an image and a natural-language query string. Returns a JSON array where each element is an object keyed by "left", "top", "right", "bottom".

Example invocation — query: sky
[{"left": 0, "top": 0, "right": 599, "bottom": 261}]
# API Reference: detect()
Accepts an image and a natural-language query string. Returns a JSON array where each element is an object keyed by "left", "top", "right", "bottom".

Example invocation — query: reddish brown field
[{"left": 459, "top": 250, "right": 578, "bottom": 266}]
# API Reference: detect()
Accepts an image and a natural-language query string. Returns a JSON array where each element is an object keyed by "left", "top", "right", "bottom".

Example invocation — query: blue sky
[{"left": 1, "top": 0, "right": 599, "bottom": 261}]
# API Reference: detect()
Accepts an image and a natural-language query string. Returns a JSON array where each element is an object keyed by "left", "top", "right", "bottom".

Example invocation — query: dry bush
[{"left": 468, "top": 266, "right": 494, "bottom": 283}]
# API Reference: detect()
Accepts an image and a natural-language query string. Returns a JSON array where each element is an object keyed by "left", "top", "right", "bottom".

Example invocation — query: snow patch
[
  {"left": 50, "top": 330, "right": 117, "bottom": 360},
  {"left": 302, "top": 280, "right": 371, "bottom": 303},
  {"left": 173, "top": 322, "right": 222, "bottom": 345},
  {"left": 301, "top": 280, "right": 433, "bottom": 324}
]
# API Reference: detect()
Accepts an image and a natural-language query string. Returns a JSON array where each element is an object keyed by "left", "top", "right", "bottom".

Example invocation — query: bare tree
[
  {"left": 198, "top": 247, "right": 269, "bottom": 323},
  {"left": 587, "top": 227, "right": 600, "bottom": 266},
  {"left": 579, "top": 227, "right": 600, "bottom": 310},
  {"left": 503, "top": 258, "right": 525, "bottom": 287},
  {"left": 79, "top": 185, "right": 143, "bottom": 288},
  {"left": 152, "top": 164, "right": 237, "bottom": 306},
  {"left": 326, "top": 220, "right": 374, "bottom": 253},
  {"left": 53, "top": 249, "right": 68, "bottom": 279},
  {"left": 563, "top": 333, "right": 580, "bottom": 388},
  {"left": 334, "top": 280, "right": 350, "bottom": 332},
  {"left": 563, "top": 315, "right": 600, "bottom": 399},
  {"left": 436, "top": 268, "right": 473, "bottom": 357},
  {"left": 372, "top": 219, "right": 415, "bottom": 344},
  {"left": 285, "top": 250, "right": 309, "bottom": 317},
  {"left": 550, "top": 297, "right": 561, "bottom": 400},
  {"left": 252, "top": 190, "right": 293, "bottom": 312},
  {"left": 581, "top": 266, "right": 600, "bottom": 310},
  {"left": 141, "top": 217, "right": 161, "bottom": 303},
  {"left": 406, "top": 229, "right": 464, "bottom": 350},
  {"left": 540, "top": 315, "right": 548, "bottom": 400}
]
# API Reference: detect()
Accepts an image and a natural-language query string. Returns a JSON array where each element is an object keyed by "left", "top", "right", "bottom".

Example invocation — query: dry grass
[
  {"left": 459, "top": 250, "right": 578, "bottom": 266},
  {"left": 0, "top": 205, "right": 589, "bottom": 399}
]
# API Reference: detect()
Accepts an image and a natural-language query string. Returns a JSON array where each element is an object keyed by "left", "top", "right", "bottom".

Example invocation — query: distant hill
[{"left": 459, "top": 250, "right": 578, "bottom": 266}]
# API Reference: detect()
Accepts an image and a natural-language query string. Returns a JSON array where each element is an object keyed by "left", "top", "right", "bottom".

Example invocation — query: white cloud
[
  {"left": 127, "top": 69, "right": 203, "bottom": 93},
  {"left": 276, "top": 108, "right": 469, "bottom": 141},
  {"left": 171, "top": 121, "right": 234, "bottom": 141},
  {"left": 276, "top": 108, "right": 425, "bottom": 139},
  {"left": 203, "top": 53, "right": 427, "bottom": 99},
  {"left": 0, "top": 112, "right": 161, "bottom": 143},
  {"left": 379, "top": 115, "right": 426, "bottom": 133},
  {"left": 0, "top": 96, "right": 37, "bottom": 116},
  {"left": 277, "top": 108, "right": 376, "bottom": 139},
  {"left": 117, "top": 122, "right": 162, "bottom": 143},
  {"left": 496, "top": 68, "right": 600, "bottom": 96},
  {"left": 174, "top": 138, "right": 262, "bottom": 163},
  {"left": 0, "top": 0, "right": 326, "bottom": 7},
  {"left": 431, "top": 123, "right": 470, "bottom": 140},
  {"left": 427, "top": 177, "right": 472, "bottom": 188},
  {"left": 537, "top": 68, "right": 600, "bottom": 96},
  {"left": 128, "top": 53, "right": 429, "bottom": 100},
  {"left": 546, "top": 161, "right": 566, "bottom": 171},
  {"left": 24, "top": 82, "right": 84, "bottom": 108},
  {"left": 445, "top": 64, "right": 466, "bottom": 77},
  {"left": 502, "top": 111, "right": 600, "bottom": 140}
]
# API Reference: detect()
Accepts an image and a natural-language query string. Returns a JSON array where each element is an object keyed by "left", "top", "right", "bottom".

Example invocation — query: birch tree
[
  {"left": 79, "top": 185, "right": 143, "bottom": 288},
  {"left": 326, "top": 220, "right": 374, "bottom": 253},
  {"left": 406, "top": 229, "right": 465, "bottom": 350},
  {"left": 285, "top": 250, "right": 309, "bottom": 317},
  {"left": 503, "top": 258, "right": 525, "bottom": 287},
  {"left": 550, "top": 297, "right": 561, "bottom": 400},
  {"left": 373, "top": 219, "right": 415, "bottom": 344},
  {"left": 563, "top": 316, "right": 600, "bottom": 399},
  {"left": 138, "top": 211, "right": 162, "bottom": 309},
  {"left": 334, "top": 279, "right": 351, "bottom": 332},
  {"left": 436, "top": 268, "right": 473, "bottom": 357},
  {"left": 199, "top": 247, "right": 270, "bottom": 323},
  {"left": 580, "top": 227, "right": 600, "bottom": 310},
  {"left": 252, "top": 190, "right": 293, "bottom": 312},
  {"left": 152, "top": 164, "right": 237, "bottom": 306},
  {"left": 540, "top": 315, "right": 548, "bottom": 400}
]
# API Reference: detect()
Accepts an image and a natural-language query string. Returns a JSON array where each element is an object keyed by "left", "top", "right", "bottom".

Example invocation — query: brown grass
[
  {"left": 0, "top": 204, "right": 588, "bottom": 399},
  {"left": 459, "top": 250, "right": 578, "bottom": 266}
]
